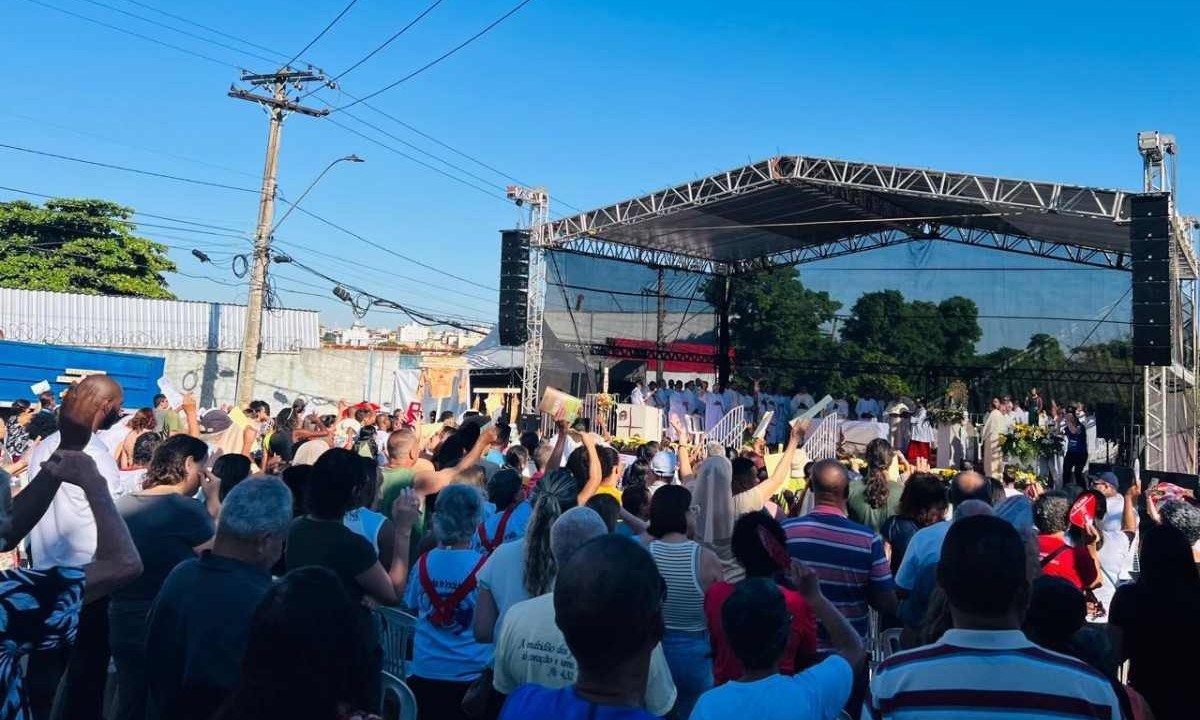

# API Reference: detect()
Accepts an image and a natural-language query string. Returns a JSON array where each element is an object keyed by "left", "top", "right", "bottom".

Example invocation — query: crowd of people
[{"left": 0, "top": 375, "right": 1195, "bottom": 720}]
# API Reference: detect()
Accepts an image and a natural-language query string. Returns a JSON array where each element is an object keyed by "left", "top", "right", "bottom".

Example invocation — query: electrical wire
[
  {"left": 333, "top": 0, "right": 537, "bottom": 111},
  {"left": 118, "top": 0, "right": 287, "bottom": 59},
  {"left": 272, "top": 238, "right": 496, "bottom": 306},
  {"left": 20, "top": 0, "right": 242, "bottom": 70},
  {"left": 0, "top": 182, "right": 253, "bottom": 236},
  {"left": 79, "top": 0, "right": 281, "bottom": 65},
  {"left": 315, "top": 0, "right": 446, "bottom": 89},
  {"left": 277, "top": 200, "right": 500, "bottom": 291},
  {"left": 324, "top": 116, "right": 510, "bottom": 203},
  {"left": 0, "top": 143, "right": 259, "bottom": 195},
  {"left": 283, "top": 0, "right": 360, "bottom": 70}
]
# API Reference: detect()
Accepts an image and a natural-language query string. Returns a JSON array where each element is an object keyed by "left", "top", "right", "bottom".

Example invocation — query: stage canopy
[{"left": 541, "top": 155, "right": 1148, "bottom": 275}]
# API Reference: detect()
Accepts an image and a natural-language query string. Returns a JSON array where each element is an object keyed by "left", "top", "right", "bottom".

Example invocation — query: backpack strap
[
  {"left": 418, "top": 551, "right": 490, "bottom": 627},
  {"left": 1039, "top": 543, "right": 1072, "bottom": 568}
]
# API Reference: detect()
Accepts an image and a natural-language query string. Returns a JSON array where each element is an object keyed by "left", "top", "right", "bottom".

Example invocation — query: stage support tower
[{"left": 507, "top": 185, "right": 550, "bottom": 414}]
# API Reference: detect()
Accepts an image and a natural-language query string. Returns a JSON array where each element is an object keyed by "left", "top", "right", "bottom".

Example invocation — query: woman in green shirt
[{"left": 847, "top": 438, "right": 903, "bottom": 533}]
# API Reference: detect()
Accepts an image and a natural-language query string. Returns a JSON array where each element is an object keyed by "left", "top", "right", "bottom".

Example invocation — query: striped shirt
[
  {"left": 866, "top": 629, "right": 1122, "bottom": 720},
  {"left": 781, "top": 505, "right": 891, "bottom": 648},
  {"left": 648, "top": 540, "right": 707, "bottom": 631}
]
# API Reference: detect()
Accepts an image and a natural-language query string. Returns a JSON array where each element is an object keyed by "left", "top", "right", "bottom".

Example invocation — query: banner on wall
[{"left": 391, "top": 364, "right": 470, "bottom": 422}]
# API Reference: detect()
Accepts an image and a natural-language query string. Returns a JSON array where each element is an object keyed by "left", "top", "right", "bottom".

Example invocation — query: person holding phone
[{"left": 3, "top": 399, "right": 35, "bottom": 463}]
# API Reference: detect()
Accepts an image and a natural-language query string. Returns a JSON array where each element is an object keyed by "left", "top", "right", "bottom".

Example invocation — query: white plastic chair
[
  {"left": 376, "top": 606, "right": 417, "bottom": 679},
  {"left": 381, "top": 671, "right": 418, "bottom": 720},
  {"left": 877, "top": 628, "right": 903, "bottom": 661},
  {"left": 684, "top": 415, "right": 707, "bottom": 446}
]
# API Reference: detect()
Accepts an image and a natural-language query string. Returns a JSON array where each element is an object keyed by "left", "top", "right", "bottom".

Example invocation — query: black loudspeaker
[
  {"left": 1130, "top": 194, "right": 1173, "bottom": 366},
  {"left": 498, "top": 229, "right": 530, "bottom": 346},
  {"left": 518, "top": 413, "right": 541, "bottom": 435}
]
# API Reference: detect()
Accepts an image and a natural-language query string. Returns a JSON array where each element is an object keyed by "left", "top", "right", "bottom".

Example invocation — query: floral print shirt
[{"left": 0, "top": 567, "right": 84, "bottom": 720}]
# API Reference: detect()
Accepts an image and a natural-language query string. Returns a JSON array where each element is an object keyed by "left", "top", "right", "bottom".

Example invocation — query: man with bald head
[
  {"left": 25, "top": 375, "right": 134, "bottom": 720},
  {"left": 894, "top": 470, "right": 993, "bottom": 633},
  {"left": 782, "top": 460, "right": 898, "bottom": 646},
  {"left": 783, "top": 460, "right": 895, "bottom": 714}
]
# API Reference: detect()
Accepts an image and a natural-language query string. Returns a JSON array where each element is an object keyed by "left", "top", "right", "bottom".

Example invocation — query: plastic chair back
[
  {"left": 381, "top": 671, "right": 418, "bottom": 720},
  {"left": 376, "top": 605, "right": 417, "bottom": 678}
]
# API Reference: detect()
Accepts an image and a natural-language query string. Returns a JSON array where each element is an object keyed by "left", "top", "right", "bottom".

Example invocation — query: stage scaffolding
[{"left": 515, "top": 134, "right": 1198, "bottom": 473}]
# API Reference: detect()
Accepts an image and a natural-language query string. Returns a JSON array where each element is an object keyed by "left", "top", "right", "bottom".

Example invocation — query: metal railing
[
  {"left": 705, "top": 405, "right": 746, "bottom": 449},
  {"left": 802, "top": 407, "right": 840, "bottom": 461}
]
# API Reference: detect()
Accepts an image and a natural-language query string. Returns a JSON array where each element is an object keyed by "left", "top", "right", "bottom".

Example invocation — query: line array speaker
[
  {"left": 1130, "top": 193, "right": 1173, "bottom": 366},
  {"left": 498, "top": 229, "right": 530, "bottom": 346}
]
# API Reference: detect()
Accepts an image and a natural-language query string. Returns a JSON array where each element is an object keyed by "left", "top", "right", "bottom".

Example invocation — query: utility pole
[
  {"left": 229, "top": 69, "right": 328, "bottom": 408},
  {"left": 655, "top": 266, "right": 666, "bottom": 385}
]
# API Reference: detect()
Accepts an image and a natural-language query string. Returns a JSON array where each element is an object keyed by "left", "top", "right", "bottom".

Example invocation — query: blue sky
[{"left": 3, "top": 0, "right": 1198, "bottom": 351}]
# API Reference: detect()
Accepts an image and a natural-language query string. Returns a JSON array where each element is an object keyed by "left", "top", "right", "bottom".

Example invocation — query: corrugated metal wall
[{"left": 0, "top": 288, "right": 319, "bottom": 353}]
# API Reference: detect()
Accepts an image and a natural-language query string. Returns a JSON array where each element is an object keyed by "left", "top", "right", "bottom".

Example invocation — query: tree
[
  {"left": 0, "top": 198, "right": 176, "bottom": 299},
  {"left": 706, "top": 267, "right": 840, "bottom": 389},
  {"left": 840, "top": 290, "right": 981, "bottom": 395}
]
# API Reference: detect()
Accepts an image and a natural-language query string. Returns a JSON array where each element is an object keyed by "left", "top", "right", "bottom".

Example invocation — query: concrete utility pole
[
  {"left": 655, "top": 266, "right": 666, "bottom": 385},
  {"left": 229, "top": 69, "right": 328, "bottom": 408}
]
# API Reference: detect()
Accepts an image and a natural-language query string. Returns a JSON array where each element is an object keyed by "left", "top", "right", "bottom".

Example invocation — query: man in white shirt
[
  {"left": 493, "top": 508, "right": 678, "bottom": 715},
  {"left": 630, "top": 381, "right": 646, "bottom": 406},
  {"left": 26, "top": 375, "right": 133, "bottom": 720},
  {"left": 703, "top": 386, "right": 726, "bottom": 432}
]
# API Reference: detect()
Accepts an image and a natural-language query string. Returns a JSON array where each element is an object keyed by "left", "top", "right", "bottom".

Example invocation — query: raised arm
[
  {"left": 575, "top": 432, "right": 603, "bottom": 506},
  {"left": 545, "top": 420, "right": 570, "bottom": 472},
  {"left": 413, "top": 425, "right": 497, "bottom": 496},
  {"left": 678, "top": 440, "right": 696, "bottom": 484},
  {"left": 2, "top": 461, "right": 63, "bottom": 552},
  {"left": 181, "top": 393, "right": 200, "bottom": 438},
  {"left": 757, "top": 419, "right": 809, "bottom": 500},
  {"left": 354, "top": 489, "right": 422, "bottom": 605}
]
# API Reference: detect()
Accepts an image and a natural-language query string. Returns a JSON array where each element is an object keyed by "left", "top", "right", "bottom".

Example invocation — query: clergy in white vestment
[
  {"left": 980, "top": 398, "right": 1007, "bottom": 477},
  {"left": 703, "top": 390, "right": 726, "bottom": 431}
]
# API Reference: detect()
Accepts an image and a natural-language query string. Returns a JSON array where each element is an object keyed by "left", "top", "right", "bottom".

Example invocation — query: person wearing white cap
[{"left": 648, "top": 450, "right": 677, "bottom": 494}]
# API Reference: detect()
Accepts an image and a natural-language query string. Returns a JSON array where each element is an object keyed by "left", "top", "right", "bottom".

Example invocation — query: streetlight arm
[{"left": 271, "top": 154, "right": 363, "bottom": 234}]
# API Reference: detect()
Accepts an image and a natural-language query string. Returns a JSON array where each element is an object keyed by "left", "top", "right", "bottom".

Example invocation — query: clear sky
[{"left": 3, "top": 0, "right": 1198, "bottom": 351}]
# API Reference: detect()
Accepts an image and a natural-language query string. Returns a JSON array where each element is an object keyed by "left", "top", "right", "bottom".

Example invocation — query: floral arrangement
[
  {"left": 594, "top": 393, "right": 617, "bottom": 414},
  {"left": 931, "top": 467, "right": 956, "bottom": 481},
  {"left": 928, "top": 408, "right": 967, "bottom": 426},
  {"left": 1003, "top": 466, "right": 1045, "bottom": 495},
  {"left": 607, "top": 435, "right": 650, "bottom": 453},
  {"left": 999, "top": 423, "right": 1061, "bottom": 464}
]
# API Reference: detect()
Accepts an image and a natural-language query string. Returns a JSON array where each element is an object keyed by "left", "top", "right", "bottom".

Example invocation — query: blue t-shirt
[
  {"left": 403, "top": 548, "right": 492, "bottom": 681},
  {"left": 499, "top": 685, "right": 661, "bottom": 720},
  {"left": 471, "top": 500, "right": 532, "bottom": 552}
]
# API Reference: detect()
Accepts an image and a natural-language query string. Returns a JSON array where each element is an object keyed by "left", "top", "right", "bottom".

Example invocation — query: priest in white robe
[{"left": 980, "top": 398, "right": 1007, "bottom": 477}]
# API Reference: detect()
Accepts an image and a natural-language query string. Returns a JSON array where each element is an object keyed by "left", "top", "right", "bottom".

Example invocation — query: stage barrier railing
[
  {"left": 802, "top": 408, "right": 840, "bottom": 461},
  {"left": 705, "top": 405, "right": 746, "bottom": 449}
]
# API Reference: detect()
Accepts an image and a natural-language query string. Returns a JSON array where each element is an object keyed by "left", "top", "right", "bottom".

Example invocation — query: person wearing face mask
[
  {"left": 1087, "top": 472, "right": 1140, "bottom": 623},
  {"left": 24, "top": 375, "right": 144, "bottom": 720}
]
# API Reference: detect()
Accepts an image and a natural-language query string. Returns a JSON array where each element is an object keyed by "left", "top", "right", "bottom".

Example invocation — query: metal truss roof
[{"left": 543, "top": 156, "right": 1135, "bottom": 274}]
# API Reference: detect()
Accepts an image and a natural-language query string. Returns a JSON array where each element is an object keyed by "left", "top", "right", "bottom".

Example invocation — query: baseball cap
[
  {"left": 1090, "top": 471, "right": 1119, "bottom": 490},
  {"left": 650, "top": 450, "right": 677, "bottom": 477}
]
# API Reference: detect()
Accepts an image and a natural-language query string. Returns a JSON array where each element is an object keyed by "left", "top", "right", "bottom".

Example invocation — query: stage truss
[{"left": 520, "top": 136, "right": 1198, "bottom": 472}]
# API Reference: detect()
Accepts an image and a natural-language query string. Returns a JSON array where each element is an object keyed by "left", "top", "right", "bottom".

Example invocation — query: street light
[{"left": 271, "top": 154, "right": 365, "bottom": 234}]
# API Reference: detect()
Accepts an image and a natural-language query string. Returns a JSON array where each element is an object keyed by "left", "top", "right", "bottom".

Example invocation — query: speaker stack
[
  {"left": 498, "top": 229, "right": 530, "bottom": 346},
  {"left": 1130, "top": 193, "right": 1173, "bottom": 366}
]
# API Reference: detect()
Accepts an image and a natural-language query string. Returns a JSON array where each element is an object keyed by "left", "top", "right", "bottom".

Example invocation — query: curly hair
[
  {"left": 143, "top": 435, "right": 208, "bottom": 490},
  {"left": 863, "top": 438, "right": 896, "bottom": 509},
  {"left": 897, "top": 472, "right": 948, "bottom": 527},
  {"left": 127, "top": 408, "right": 157, "bottom": 433},
  {"left": 523, "top": 470, "right": 579, "bottom": 597}
]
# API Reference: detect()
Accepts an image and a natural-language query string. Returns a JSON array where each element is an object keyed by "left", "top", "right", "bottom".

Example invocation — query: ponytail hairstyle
[
  {"left": 522, "top": 470, "right": 579, "bottom": 596},
  {"left": 863, "top": 438, "right": 895, "bottom": 510}
]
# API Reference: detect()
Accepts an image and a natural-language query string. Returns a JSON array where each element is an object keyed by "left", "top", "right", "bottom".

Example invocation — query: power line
[
  {"left": 117, "top": 0, "right": 287, "bottom": 60},
  {"left": 79, "top": 0, "right": 281, "bottom": 65},
  {"left": 20, "top": 0, "right": 241, "bottom": 69},
  {"left": 334, "top": 0, "right": 537, "bottom": 111},
  {"left": 272, "top": 238, "right": 496, "bottom": 306},
  {"left": 324, "top": 116, "right": 510, "bottom": 203},
  {"left": 0, "top": 184, "right": 251, "bottom": 235},
  {"left": 278, "top": 200, "right": 500, "bottom": 292},
  {"left": 0, "top": 143, "right": 259, "bottom": 194},
  {"left": 283, "top": 0, "right": 361, "bottom": 69},
  {"left": 317, "top": 0, "right": 446, "bottom": 89}
]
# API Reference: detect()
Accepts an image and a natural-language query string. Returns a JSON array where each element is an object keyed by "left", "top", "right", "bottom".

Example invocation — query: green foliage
[
  {"left": 705, "top": 267, "right": 840, "bottom": 389},
  {"left": 0, "top": 198, "right": 176, "bottom": 299}
]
